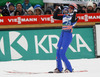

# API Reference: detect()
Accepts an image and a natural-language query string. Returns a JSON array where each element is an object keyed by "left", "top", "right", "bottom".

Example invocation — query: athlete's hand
[{"left": 74, "top": 8, "right": 77, "bottom": 12}]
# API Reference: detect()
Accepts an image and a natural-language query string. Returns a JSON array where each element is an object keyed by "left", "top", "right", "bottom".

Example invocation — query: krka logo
[
  {"left": 0, "top": 30, "right": 93, "bottom": 61},
  {"left": 0, "top": 31, "right": 28, "bottom": 60}
]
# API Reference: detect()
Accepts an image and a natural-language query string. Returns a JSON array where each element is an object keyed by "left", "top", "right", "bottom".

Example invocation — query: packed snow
[{"left": 0, "top": 58, "right": 100, "bottom": 77}]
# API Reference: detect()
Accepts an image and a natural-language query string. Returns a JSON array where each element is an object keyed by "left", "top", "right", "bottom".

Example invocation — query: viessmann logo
[
  {"left": 78, "top": 14, "right": 100, "bottom": 21},
  {"left": 41, "top": 16, "right": 54, "bottom": 23},
  {"left": 8, "top": 17, "right": 37, "bottom": 24}
]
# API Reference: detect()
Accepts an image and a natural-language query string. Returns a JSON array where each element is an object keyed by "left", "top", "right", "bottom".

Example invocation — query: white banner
[
  {"left": 95, "top": 24, "right": 100, "bottom": 57},
  {"left": 43, "top": 0, "right": 99, "bottom": 4}
]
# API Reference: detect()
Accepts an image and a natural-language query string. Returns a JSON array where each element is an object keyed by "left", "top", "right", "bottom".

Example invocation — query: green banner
[
  {"left": 0, "top": 0, "right": 44, "bottom": 6},
  {"left": 0, "top": 28, "right": 95, "bottom": 61}
]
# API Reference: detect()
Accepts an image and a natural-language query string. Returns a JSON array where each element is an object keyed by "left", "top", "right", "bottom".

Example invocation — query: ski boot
[
  {"left": 64, "top": 68, "right": 74, "bottom": 73},
  {"left": 54, "top": 68, "right": 62, "bottom": 73}
]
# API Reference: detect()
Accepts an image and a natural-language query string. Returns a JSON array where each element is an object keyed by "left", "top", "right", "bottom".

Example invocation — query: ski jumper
[{"left": 53, "top": 8, "right": 78, "bottom": 72}]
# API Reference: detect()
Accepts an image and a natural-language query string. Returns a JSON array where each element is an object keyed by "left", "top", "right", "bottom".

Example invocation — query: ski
[
  {"left": 5, "top": 70, "right": 88, "bottom": 74},
  {"left": 48, "top": 70, "right": 88, "bottom": 73}
]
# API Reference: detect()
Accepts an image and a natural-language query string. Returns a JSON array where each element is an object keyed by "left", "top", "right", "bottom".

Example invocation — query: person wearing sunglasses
[{"left": 53, "top": 3, "right": 78, "bottom": 73}]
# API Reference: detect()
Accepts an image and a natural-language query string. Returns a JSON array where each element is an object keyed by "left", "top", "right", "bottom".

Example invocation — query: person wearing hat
[
  {"left": 2, "top": 8, "right": 10, "bottom": 16},
  {"left": 22, "top": 0, "right": 32, "bottom": 11},
  {"left": 27, "top": 6, "right": 34, "bottom": 15},
  {"left": 87, "top": 1, "right": 94, "bottom": 13},
  {"left": 8, "top": 3, "right": 15, "bottom": 16},
  {"left": 53, "top": 3, "right": 78, "bottom": 73},
  {"left": 34, "top": 4, "right": 44, "bottom": 15}
]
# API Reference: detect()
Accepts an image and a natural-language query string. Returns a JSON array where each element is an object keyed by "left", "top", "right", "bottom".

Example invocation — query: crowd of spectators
[
  {"left": 77, "top": 2, "right": 100, "bottom": 13},
  {"left": 0, "top": 0, "right": 100, "bottom": 17}
]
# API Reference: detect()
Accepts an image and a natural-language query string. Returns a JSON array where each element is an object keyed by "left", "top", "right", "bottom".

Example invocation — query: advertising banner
[
  {"left": 0, "top": 13, "right": 100, "bottom": 25},
  {"left": 0, "top": 28, "right": 95, "bottom": 61},
  {"left": 0, "top": 15, "right": 40, "bottom": 25},
  {"left": 95, "top": 24, "right": 100, "bottom": 57},
  {"left": 43, "top": 0, "right": 99, "bottom": 4}
]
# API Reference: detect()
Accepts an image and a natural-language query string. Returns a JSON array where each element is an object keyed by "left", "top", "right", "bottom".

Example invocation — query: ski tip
[{"left": 48, "top": 71, "right": 54, "bottom": 73}]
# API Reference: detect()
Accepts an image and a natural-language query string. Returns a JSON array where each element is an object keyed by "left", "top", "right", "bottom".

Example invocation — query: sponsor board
[
  {"left": 77, "top": 13, "right": 100, "bottom": 22},
  {"left": 0, "top": 28, "right": 95, "bottom": 61},
  {"left": 0, "top": 13, "right": 100, "bottom": 25},
  {"left": 43, "top": 0, "right": 99, "bottom": 4},
  {"left": 95, "top": 24, "right": 100, "bottom": 57}
]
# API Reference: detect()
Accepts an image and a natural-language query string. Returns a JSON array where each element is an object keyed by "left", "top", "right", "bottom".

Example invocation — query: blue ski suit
[{"left": 53, "top": 8, "right": 78, "bottom": 72}]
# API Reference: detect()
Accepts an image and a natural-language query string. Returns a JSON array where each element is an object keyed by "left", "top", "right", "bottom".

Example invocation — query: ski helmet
[{"left": 69, "top": 3, "right": 77, "bottom": 9}]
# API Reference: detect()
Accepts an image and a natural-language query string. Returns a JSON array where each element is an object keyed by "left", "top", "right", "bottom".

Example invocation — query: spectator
[
  {"left": 82, "top": 6, "right": 87, "bottom": 13},
  {"left": 2, "top": 8, "right": 10, "bottom": 16},
  {"left": 87, "top": 1, "right": 94, "bottom": 13},
  {"left": 95, "top": 7, "right": 100, "bottom": 13},
  {"left": 53, "top": 4, "right": 62, "bottom": 14},
  {"left": 11, "top": 3, "right": 27, "bottom": 16},
  {"left": 0, "top": 6, "right": 3, "bottom": 14},
  {"left": 45, "top": 9, "right": 52, "bottom": 15},
  {"left": 98, "top": 2, "right": 100, "bottom": 6},
  {"left": 54, "top": 4, "right": 60, "bottom": 11},
  {"left": 27, "top": 6, "right": 34, "bottom": 15},
  {"left": 34, "top": 4, "right": 41, "bottom": 9},
  {"left": 93, "top": 2, "right": 97, "bottom": 11},
  {"left": 76, "top": 4, "right": 85, "bottom": 13},
  {"left": 22, "top": 0, "right": 32, "bottom": 11},
  {"left": 0, "top": 7, "right": 3, "bottom": 17},
  {"left": 14, "top": 10, "right": 21, "bottom": 16},
  {"left": 0, "top": 7, "right": 3, "bottom": 16},
  {"left": 8, "top": 3, "right": 15, "bottom": 15},
  {"left": 47, "top": 6, "right": 54, "bottom": 14},
  {"left": 34, "top": 4, "right": 44, "bottom": 15},
  {"left": 77, "top": 9, "right": 85, "bottom": 13}
]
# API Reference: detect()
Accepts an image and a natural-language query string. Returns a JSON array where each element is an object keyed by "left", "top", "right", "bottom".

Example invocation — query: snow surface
[{"left": 0, "top": 58, "right": 100, "bottom": 77}]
